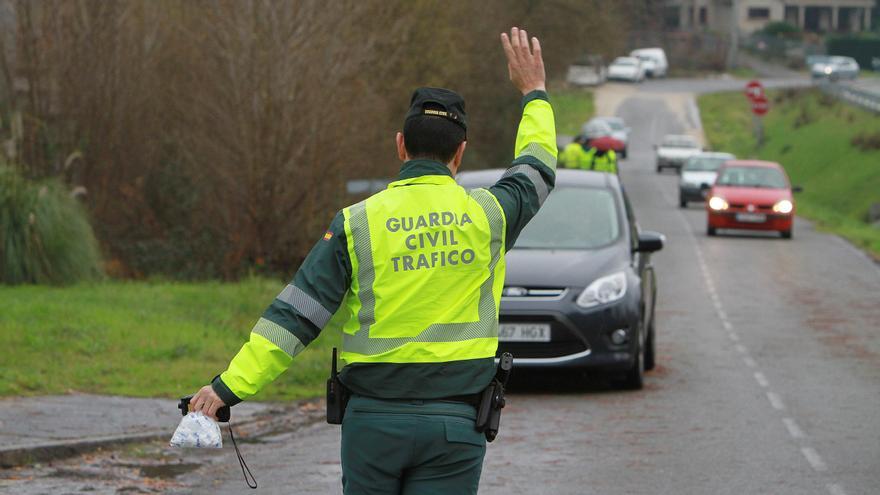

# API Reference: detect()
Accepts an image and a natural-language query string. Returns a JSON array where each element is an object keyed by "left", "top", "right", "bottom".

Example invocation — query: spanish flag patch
[{"left": 323, "top": 231, "right": 334, "bottom": 241}]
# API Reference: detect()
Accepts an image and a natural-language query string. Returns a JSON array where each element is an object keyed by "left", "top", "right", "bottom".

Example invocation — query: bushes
[
  {"left": 827, "top": 34, "right": 880, "bottom": 70},
  {"left": 0, "top": 0, "right": 629, "bottom": 280},
  {"left": 0, "top": 166, "right": 102, "bottom": 284},
  {"left": 760, "top": 22, "right": 801, "bottom": 39}
]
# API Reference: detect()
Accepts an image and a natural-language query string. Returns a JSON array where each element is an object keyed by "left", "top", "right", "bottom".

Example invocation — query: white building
[{"left": 665, "top": 0, "right": 874, "bottom": 33}]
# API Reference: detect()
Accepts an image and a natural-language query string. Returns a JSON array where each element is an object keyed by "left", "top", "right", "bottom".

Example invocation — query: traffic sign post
[
  {"left": 745, "top": 80, "right": 765, "bottom": 102},
  {"left": 745, "top": 81, "right": 768, "bottom": 147}
]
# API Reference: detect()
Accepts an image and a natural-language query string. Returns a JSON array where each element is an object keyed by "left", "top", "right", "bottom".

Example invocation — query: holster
[
  {"left": 474, "top": 378, "right": 505, "bottom": 442},
  {"left": 326, "top": 347, "right": 350, "bottom": 425},
  {"left": 326, "top": 373, "right": 350, "bottom": 425}
]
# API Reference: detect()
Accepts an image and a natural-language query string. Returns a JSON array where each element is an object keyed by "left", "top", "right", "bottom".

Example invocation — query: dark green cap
[{"left": 405, "top": 87, "right": 467, "bottom": 132}]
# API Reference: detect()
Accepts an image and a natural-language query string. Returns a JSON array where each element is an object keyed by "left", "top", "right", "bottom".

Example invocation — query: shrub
[
  {"left": 0, "top": 166, "right": 103, "bottom": 284},
  {"left": 851, "top": 132, "right": 880, "bottom": 151},
  {"left": 761, "top": 22, "right": 800, "bottom": 38}
]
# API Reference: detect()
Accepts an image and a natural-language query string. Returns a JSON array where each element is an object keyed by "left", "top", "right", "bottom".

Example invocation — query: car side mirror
[
  {"left": 792, "top": 185, "right": 804, "bottom": 193},
  {"left": 637, "top": 231, "right": 665, "bottom": 253}
]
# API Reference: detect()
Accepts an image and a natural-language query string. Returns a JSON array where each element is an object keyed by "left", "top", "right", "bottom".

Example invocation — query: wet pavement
[
  {"left": 0, "top": 394, "right": 266, "bottom": 448},
  {"left": 3, "top": 75, "right": 879, "bottom": 494},
  {"left": 0, "top": 399, "right": 323, "bottom": 494}
]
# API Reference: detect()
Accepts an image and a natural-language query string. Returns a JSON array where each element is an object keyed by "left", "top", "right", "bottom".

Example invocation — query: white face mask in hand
[{"left": 170, "top": 411, "right": 223, "bottom": 449}]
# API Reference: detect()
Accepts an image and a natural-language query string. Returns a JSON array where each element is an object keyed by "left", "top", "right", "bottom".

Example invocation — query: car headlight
[
  {"left": 708, "top": 196, "right": 729, "bottom": 211},
  {"left": 773, "top": 199, "right": 793, "bottom": 214},
  {"left": 576, "top": 272, "right": 627, "bottom": 308}
]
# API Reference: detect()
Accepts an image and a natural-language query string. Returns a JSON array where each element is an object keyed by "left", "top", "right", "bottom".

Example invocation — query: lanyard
[{"left": 228, "top": 423, "right": 257, "bottom": 489}]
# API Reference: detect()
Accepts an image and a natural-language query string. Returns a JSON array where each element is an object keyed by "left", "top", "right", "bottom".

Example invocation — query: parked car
[
  {"left": 607, "top": 57, "right": 645, "bottom": 83},
  {"left": 678, "top": 152, "right": 736, "bottom": 207},
  {"left": 630, "top": 47, "right": 668, "bottom": 78},
  {"left": 578, "top": 119, "right": 625, "bottom": 158},
  {"left": 457, "top": 169, "right": 664, "bottom": 389},
  {"left": 706, "top": 160, "right": 801, "bottom": 239},
  {"left": 590, "top": 116, "right": 630, "bottom": 158},
  {"left": 810, "top": 56, "right": 859, "bottom": 81},
  {"left": 655, "top": 135, "right": 701, "bottom": 173},
  {"left": 566, "top": 54, "right": 607, "bottom": 86}
]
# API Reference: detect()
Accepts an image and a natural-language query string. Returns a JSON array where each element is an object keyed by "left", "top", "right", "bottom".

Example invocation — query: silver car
[
  {"left": 811, "top": 56, "right": 859, "bottom": 81},
  {"left": 678, "top": 152, "right": 735, "bottom": 207},
  {"left": 655, "top": 134, "right": 702, "bottom": 173}
]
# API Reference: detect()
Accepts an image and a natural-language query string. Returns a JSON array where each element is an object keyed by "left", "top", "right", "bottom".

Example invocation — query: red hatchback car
[{"left": 706, "top": 160, "right": 799, "bottom": 239}]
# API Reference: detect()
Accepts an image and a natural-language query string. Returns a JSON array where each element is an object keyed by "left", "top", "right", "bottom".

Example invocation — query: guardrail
[{"left": 817, "top": 81, "right": 880, "bottom": 114}]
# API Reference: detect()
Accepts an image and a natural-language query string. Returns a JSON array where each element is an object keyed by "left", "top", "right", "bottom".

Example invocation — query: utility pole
[{"left": 726, "top": 0, "right": 740, "bottom": 70}]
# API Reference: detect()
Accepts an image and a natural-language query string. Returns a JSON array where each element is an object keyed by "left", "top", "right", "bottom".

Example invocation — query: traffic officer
[
  {"left": 188, "top": 27, "right": 556, "bottom": 494},
  {"left": 559, "top": 134, "right": 589, "bottom": 169},
  {"left": 584, "top": 141, "right": 618, "bottom": 174}
]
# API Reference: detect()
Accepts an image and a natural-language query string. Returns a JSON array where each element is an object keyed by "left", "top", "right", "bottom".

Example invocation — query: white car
[
  {"left": 589, "top": 117, "right": 630, "bottom": 158},
  {"left": 566, "top": 55, "right": 607, "bottom": 86},
  {"left": 678, "top": 152, "right": 736, "bottom": 207},
  {"left": 655, "top": 135, "right": 702, "bottom": 173},
  {"left": 630, "top": 48, "right": 668, "bottom": 78},
  {"left": 607, "top": 57, "right": 645, "bottom": 83}
]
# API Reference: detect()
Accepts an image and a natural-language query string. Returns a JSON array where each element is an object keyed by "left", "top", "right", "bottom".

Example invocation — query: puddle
[{"left": 139, "top": 462, "right": 200, "bottom": 479}]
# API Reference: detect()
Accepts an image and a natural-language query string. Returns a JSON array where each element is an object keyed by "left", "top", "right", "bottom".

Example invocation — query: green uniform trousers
[{"left": 341, "top": 395, "right": 486, "bottom": 495}]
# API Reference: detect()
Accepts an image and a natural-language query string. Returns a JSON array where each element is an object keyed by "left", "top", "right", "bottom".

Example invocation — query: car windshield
[
  {"left": 604, "top": 119, "right": 624, "bottom": 130},
  {"left": 614, "top": 58, "right": 635, "bottom": 66},
  {"left": 684, "top": 156, "right": 732, "bottom": 172},
  {"left": 514, "top": 187, "right": 620, "bottom": 250},
  {"left": 662, "top": 136, "right": 698, "bottom": 148},
  {"left": 716, "top": 166, "right": 787, "bottom": 189}
]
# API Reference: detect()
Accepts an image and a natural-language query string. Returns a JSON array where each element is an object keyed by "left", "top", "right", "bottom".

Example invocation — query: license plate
[
  {"left": 499, "top": 323, "right": 551, "bottom": 342},
  {"left": 736, "top": 213, "right": 766, "bottom": 223}
]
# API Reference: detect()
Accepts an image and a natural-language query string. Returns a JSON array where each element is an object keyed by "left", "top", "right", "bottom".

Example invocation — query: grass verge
[
  {"left": 552, "top": 87, "right": 595, "bottom": 136},
  {"left": 698, "top": 88, "right": 880, "bottom": 256},
  {"left": 0, "top": 278, "right": 338, "bottom": 400}
]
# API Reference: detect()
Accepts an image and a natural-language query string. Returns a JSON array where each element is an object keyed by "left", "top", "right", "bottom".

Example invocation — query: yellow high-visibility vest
[
  {"left": 339, "top": 175, "right": 506, "bottom": 364},
  {"left": 585, "top": 148, "right": 617, "bottom": 174}
]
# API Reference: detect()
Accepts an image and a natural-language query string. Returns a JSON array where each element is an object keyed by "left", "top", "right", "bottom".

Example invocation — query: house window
[
  {"left": 699, "top": 7, "right": 708, "bottom": 25},
  {"left": 748, "top": 8, "right": 771, "bottom": 20}
]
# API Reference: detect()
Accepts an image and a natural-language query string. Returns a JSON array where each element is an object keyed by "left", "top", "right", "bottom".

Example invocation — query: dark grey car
[{"left": 457, "top": 169, "right": 664, "bottom": 389}]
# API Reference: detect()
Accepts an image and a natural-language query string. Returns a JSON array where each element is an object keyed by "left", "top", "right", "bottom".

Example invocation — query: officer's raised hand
[{"left": 501, "top": 27, "right": 546, "bottom": 95}]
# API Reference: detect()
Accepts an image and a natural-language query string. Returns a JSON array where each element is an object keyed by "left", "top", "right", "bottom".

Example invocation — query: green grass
[
  {"left": 698, "top": 89, "right": 880, "bottom": 256},
  {"left": 552, "top": 88, "right": 595, "bottom": 135},
  {"left": 0, "top": 278, "right": 339, "bottom": 400},
  {"left": 728, "top": 66, "right": 759, "bottom": 79}
]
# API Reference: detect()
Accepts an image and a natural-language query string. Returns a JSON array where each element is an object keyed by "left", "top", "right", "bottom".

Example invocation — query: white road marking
[
  {"left": 660, "top": 91, "right": 842, "bottom": 494},
  {"left": 766, "top": 391, "right": 785, "bottom": 410},
  {"left": 782, "top": 417, "right": 805, "bottom": 439},
  {"left": 802, "top": 447, "right": 828, "bottom": 472},
  {"left": 754, "top": 372, "right": 769, "bottom": 387},
  {"left": 827, "top": 483, "right": 847, "bottom": 495}
]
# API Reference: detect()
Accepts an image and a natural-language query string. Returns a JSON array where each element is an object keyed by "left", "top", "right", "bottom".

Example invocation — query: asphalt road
[
  {"left": 9, "top": 79, "right": 878, "bottom": 495},
  {"left": 182, "top": 80, "right": 880, "bottom": 495}
]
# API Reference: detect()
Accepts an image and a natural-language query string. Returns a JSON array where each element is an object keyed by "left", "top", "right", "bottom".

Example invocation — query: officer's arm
[
  {"left": 488, "top": 90, "right": 557, "bottom": 250},
  {"left": 211, "top": 213, "right": 351, "bottom": 406}
]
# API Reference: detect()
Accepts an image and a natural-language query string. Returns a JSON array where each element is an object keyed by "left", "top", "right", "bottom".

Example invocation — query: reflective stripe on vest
[{"left": 339, "top": 176, "right": 505, "bottom": 364}]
